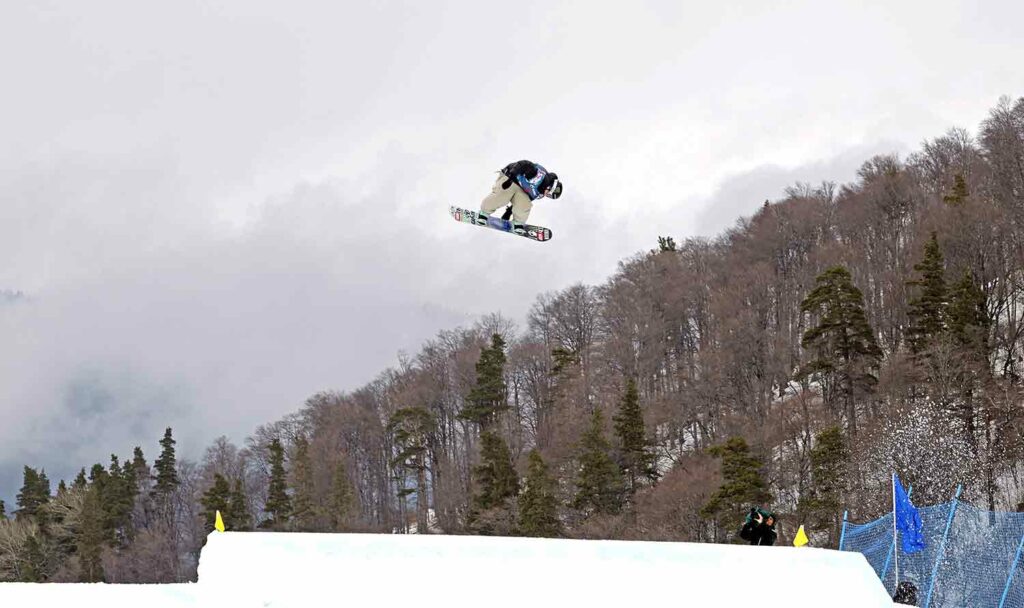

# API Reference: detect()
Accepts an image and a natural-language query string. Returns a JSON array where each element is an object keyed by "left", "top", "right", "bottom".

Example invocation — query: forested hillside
[{"left": 3, "top": 96, "right": 1023, "bottom": 582}]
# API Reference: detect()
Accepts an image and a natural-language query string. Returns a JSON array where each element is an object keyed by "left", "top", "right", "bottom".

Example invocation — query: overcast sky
[{"left": 2, "top": 0, "right": 1022, "bottom": 503}]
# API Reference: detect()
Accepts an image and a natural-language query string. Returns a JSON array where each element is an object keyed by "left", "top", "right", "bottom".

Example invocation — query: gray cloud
[
  {"left": 691, "top": 141, "right": 909, "bottom": 237},
  {"left": 0, "top": 152, "right": 625, "bottom": 506},
  {"left": 3, "top": 0, "right": 1023, "bottom": 505}
]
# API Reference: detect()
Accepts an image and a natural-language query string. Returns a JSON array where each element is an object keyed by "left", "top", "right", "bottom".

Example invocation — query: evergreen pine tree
[
  {"left": 104, "top": 456, "right": 124, "bottom": 537},
  {"left": 943, "top": 174, "right": 969, "bottom": 206},
  {"left": 518, "top": 450, "right": 562, "bottom": 537},
  {"left": 153, "top": 427, "right": 180, "bottom": 496},
  {"left": 472, "top": 432, "right": 519, "bottom": 511},
  {"left": 89, "top": 463, "right": 107, "bottom": 483},
  {"left": 73, "top": 468, "right": 88, "bottom": 490},
  {"left": 944, "top": 271, "right": 992, "bottom": 470},
  {"left": 88, "top": 462, "right": 108, "bottom": 501},
  {"left": 132, "top": 446, "right": 149, "bottom": 471},
  {"left": 130, "top": 446, "right": 150, "bottom": 491},
  {"left": 104, "top": 455, "right": 136, "bottom": 543},
  {"left": 551, "top": 347, "right": 578, "bottom": 376},
  {"left": 200, "top": 474, "right": 232, "bottom": 531},
  {"left": 388, "top": 407, "right": 434, "bottom": 534},
  {"left": 85, "top": 463, "right": 114, "bottom": 545},
  {"left": 226, "top": 478, "right": 252, "bottom": 531},
  {"left": 48, "top": 485, "right": 77, "bottom": 561},
  {"left": 263, "top": 438, "right": 292, "bottom": 527},
  {"left": 39, "top": 470, "right": 50, "bottom": 502},
  {"left": 77, "top": 485, "right": 106, "bottom": 582},
  {"left": 798, "top": 426, "right": 848, "bottom": 546},
  {"left": 460, "top": 334, "right": 508, "bottom": 430},
  {"left": 329, "top": 460, "right": 354, "bottom": 531},
  {"left": 948, "top": 271, "right": 989, "bottom": 356},
  {"left": 15, "top": 466, "right": 51, "bottom": 525},
  {"left": 906, "top": 233, "right": 948, "bottom": 354},
  {"left": 21, "top": 533, "right": 47, "bottom": 582},
  {"left": 458, "top": 333, "right": 517, "bottom": 534},
  {"left": 290, "top": 436, "right": 317, "bottom": 530},
  {"left": 14, "top": 466, "right": 40, "bottom": 520},
  {"left": 800, "top": 266, "right": 883, "bottom": 434},
  {"left": 469, "top": 431, "right": 519, "bottom": 534},
  {"left": 121, "top": 452, "right": 139, "bottom": 505},
  {"left": 573, "top": 408, "right": 625, "bottom": 516},
  {"left": 0, "top": 499, "right": 5, "bottom": 520},
  {"left": 613, "top": 379, "right": 658, "bottom": 495},
  {"left": 700, "top": 436, "right": 772, "bottom": 538}
]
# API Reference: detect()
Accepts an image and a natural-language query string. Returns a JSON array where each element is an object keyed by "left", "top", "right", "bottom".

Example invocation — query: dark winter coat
[
  {"left": 501, "top": 160, "right": 558, "bottom": 201},
  {"left": 739, "top": 509, "right": 777, "bottom": 546},
  {"left": 893, "top": 581, "right": 919, "bottom": 605}
]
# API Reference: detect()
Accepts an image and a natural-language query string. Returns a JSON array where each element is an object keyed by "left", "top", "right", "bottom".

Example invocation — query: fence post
[
  {"left": 839, "top": 510, "right": 848, "bottom": 551},
  {"left": 998, "top": 532, "right": 1024, "bottom": 608},
  {"left": 924, "top": 485, "right": 962, "bottom": 608},
  {"left": 881, "top": 518, "right": 896, "bottom": 582},
  {"left": 881, "top": 484, "right": 911, "bottom": 585}
]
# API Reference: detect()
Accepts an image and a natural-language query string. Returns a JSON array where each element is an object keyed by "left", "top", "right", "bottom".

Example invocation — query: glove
[
  {"left": 501, "top": 177, "right": 513, "bottom": 190},
  {"left": 501, "top": 206, "right": 513, "bottom": 220}
]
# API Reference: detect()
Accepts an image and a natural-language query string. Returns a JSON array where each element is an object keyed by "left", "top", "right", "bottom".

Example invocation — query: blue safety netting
[{"left": 841, "top": 498, "right": 1024, "bottom": 607}]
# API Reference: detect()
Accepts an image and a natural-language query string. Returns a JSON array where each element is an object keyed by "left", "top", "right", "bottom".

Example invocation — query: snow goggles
[{"left": 547, "top": 179, "right": 562, "bottom": 199}]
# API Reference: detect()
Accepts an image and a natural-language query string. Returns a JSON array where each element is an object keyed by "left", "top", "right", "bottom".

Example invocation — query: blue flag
[{"left": 894, "top": 474, "right": 926, "bottom": 553}]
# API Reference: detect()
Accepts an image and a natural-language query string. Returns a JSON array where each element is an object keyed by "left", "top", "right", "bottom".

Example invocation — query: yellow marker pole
[
  {"left": 794, "top": 525, "right": 809, "bottom": 547},
  {"left": 215, "top": 510, "right": 226, "bottom": 532}
]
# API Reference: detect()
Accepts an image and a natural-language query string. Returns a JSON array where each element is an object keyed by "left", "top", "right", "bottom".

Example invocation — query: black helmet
[{"left": 545, "top": 173, "right": 562, "bottom": 199}]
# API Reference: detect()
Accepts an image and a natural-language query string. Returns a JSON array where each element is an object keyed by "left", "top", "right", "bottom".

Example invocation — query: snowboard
[{"left": 449, "top": 206, "right": 553, "bottom": 242}]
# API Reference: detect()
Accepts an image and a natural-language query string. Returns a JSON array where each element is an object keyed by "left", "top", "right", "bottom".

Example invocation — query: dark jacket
[
  {"left": 501, "top": 160, "right": 559, "bottom": 201},
  {"left": 739, "top": 509, "right": 777, "bottom": 546},
  {"left": 893, "top": 582, "right": 919, "bottom": 605}
]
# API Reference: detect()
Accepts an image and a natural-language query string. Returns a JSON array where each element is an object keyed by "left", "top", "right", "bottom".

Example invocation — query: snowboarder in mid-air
[
  {"left": 449, "top": 160, "right": 562, "bottom": 241},
  {"left": 480, "top": 159, "right": 562, "bottom": 223},
  {"left": 740, "top": 507, "right": 778, "bottom": 546}
]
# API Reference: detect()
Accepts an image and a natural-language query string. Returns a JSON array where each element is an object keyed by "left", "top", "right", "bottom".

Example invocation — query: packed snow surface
[{"left": 0, "top": 532, "right": 896, "bottom": 607}]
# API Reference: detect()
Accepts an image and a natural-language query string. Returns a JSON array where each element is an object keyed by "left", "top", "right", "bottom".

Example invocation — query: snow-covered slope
[{"left": 0, "top": 532, "right": 895, "bottom": 607}]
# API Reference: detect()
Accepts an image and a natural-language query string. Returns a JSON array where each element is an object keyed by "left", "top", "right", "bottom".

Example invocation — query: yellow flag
[
  {"left": 794, "top": 525, "right": 809, "bottom": 547},
  {"left": 215, "top": 510, "right": 226, "bottom": 532}
]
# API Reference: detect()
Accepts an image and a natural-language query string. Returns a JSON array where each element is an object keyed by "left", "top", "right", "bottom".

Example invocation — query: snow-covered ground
[{"left": 0, "top": 532, "right": 896, "bottom": 607}]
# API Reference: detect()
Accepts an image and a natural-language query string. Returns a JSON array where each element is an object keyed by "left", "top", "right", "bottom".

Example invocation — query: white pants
[{"left": 480, "top": 174, "right": 534, "bottom": 223}]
